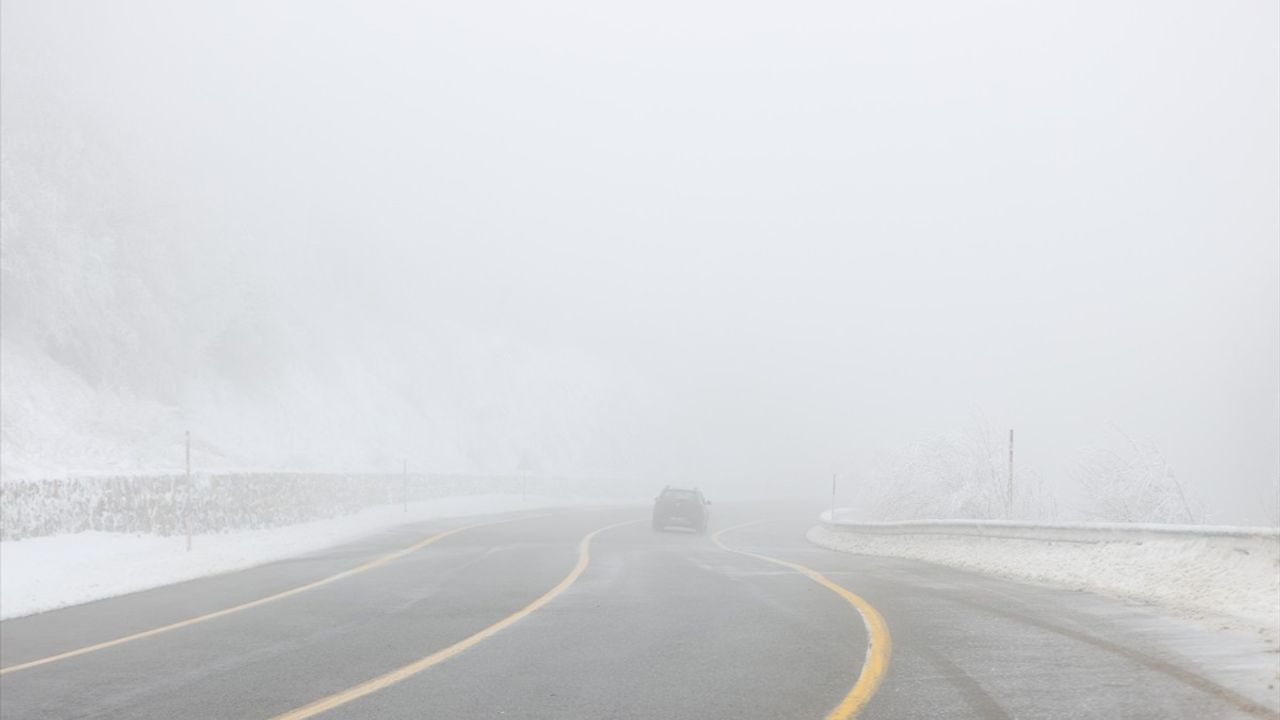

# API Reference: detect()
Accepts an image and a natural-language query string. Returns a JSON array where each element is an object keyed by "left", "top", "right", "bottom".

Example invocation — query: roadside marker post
[
  {"left": 1008, "top": 429, "right": 1015, "bottom": 519},
  {"left": 830, "top": 473, "right": 837, "bottom": 523},
  {"left": 185, "top": 430, "right": 192, "bottom": 552}
]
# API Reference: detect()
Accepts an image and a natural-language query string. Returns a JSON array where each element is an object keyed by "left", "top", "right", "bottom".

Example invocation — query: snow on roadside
[
  {"left": 808, "top": 520, "right": 1280, "bottom": 630},
  {"left": 0, "top": 495, "right": 641, "bottom": 620}
]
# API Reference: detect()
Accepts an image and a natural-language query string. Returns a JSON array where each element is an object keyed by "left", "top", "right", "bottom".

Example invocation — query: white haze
[{"left": 1, "top": 0, "right": 1277, "bottom": 523}]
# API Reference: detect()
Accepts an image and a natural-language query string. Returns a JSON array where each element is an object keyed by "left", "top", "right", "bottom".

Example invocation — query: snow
[
  {"left": 0, "top": 495, "right": 641, "bottom": 620},
  {"left": 821, "top": 511, "right": 1280, "bottom": 538},
  {"left": 0, "top": 471, "right": 632, "bottom": 540},
  {"left": 811, "top": 513, "right": 1280, "bottom": 629}
]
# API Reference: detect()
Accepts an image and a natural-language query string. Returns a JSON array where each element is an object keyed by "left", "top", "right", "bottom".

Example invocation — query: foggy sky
[{"left": 3, "top": 0, "right": 1277, "bottom": 521}]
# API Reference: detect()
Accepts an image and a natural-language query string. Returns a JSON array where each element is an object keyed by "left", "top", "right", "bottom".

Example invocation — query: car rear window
[{"left": 661, "top": 490, "right": 698, "bottom": 500}]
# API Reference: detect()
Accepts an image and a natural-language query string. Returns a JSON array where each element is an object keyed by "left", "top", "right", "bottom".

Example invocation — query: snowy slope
[
  {"left": 811, "top": 514, "right": 1280, "bottom": 628},
  {"left": 0, "top": 495, "right": 644, "bottom": 620}
]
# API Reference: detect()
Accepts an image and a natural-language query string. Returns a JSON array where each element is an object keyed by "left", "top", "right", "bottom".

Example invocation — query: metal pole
[
  {"left": 1008, "top": 429, "right": 1015, "bottom": 518},
  {"left": 403, "top": 460, "right": 408, "bottom": 513},
  {"left": 830, "top": 473, "right": 837, "bottom": 522},
  {"left": 185, "top": 430, "right": 192, "bottom": 551}
]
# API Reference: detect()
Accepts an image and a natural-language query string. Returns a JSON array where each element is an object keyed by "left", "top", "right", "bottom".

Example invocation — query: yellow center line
[
  {"left": 270, "top": 518, "right": 637, "bottom": 720},
  {"left": 0, "top": 514, "right": 542, "bottom": 675},
  {"left": 712, "top": 520, "right": 892, "bottom": 720}
]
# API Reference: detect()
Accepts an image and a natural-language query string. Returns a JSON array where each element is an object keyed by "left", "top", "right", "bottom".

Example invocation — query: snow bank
[
  {"left": 0, "top": 495, "right": 640, "bottom": 620},
  {"left": 0, "top": 472, "right": 621, "bottom": 540},
  {"left": 810, "top": 513, "right": 1280, "bottom": 627}
]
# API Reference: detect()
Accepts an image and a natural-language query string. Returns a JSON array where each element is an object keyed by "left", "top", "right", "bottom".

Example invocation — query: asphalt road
[{"left": 1, "top": 504, "right": 1277, "bottom": 719}]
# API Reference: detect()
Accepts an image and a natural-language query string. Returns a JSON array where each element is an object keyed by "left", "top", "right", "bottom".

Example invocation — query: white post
[{"left": 403, "top": 460, "right": 408, "bottom": 513}]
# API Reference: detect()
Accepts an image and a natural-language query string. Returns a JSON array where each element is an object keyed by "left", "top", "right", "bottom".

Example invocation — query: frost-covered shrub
[
  {"left": 0, "top": 473, "right": 593, "bottom": 540},
  {"left": 852, "top": 421, "right": 1056, "bottom": 522},
  {"left": 1073, "top": 433, "right": 1202, "bottom": 524}
]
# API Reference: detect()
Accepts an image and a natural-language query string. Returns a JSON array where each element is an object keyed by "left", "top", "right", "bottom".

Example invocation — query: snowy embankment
[
  {"left": 810, "top": 512, "right": 1280, "bottom": 627},
  {"left": 0, "top": 472, "right": 620, "bottom": 540},
  {"left": 0, "top": 495, "right": 639, "bottom": 620}
]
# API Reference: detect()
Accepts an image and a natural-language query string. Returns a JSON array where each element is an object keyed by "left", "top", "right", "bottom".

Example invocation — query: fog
[{"left": 2, "top": 0, "right": 1277, "bottom": 523}]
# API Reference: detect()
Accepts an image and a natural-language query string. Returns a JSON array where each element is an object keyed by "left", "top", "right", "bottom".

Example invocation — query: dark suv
[{"left": 652, "top": 487, "right": 710, "bottom": 533}]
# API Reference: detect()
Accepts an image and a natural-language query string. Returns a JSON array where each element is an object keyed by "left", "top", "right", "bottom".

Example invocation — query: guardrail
[
  {"left": 811, "top": 513, "right": 1280, "bottom": 626},
  {"left": 0, "top": 473, "right": 616, "bottom": 541},
  {"left": 818, "top": 512, "right": 1280, "bottom": 541}
]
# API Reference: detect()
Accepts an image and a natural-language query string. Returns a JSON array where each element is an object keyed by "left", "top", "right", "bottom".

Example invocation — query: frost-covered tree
[
  {"left": 1073, "top": 430, "right": 1202, "bottom": 524},
  {"left": 857, "top": 418, "right": 1055, "bottom": 522}
]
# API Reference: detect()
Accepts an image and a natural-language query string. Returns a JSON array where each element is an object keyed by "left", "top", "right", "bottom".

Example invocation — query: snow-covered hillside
[{"left": 0, "top": 99, "right": 631, "bottom": 481}]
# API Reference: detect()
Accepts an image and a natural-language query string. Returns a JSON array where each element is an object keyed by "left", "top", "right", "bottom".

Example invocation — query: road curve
[{"left": 1, "top": 504, "right": 1275, "bottom": 719}]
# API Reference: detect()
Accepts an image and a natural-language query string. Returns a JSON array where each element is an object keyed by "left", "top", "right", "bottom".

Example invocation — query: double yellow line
[
  {"left": 713, "top": 521, "right": 892, "bottom": 720},
  {"left": 0, "top": 515, "right": 533, "bottom": 675}
]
